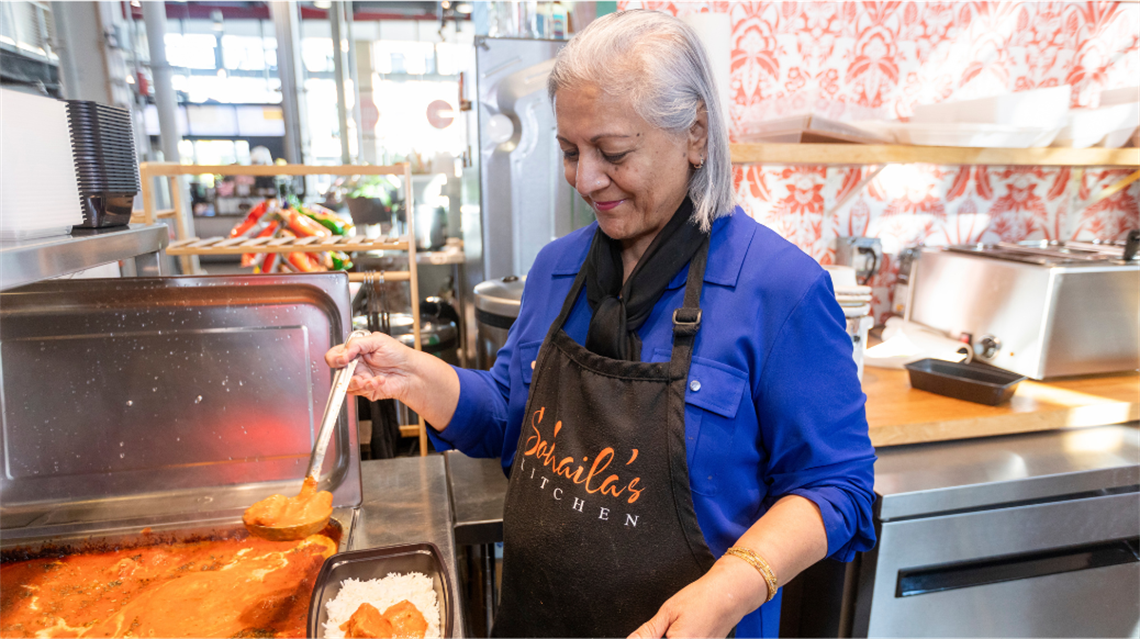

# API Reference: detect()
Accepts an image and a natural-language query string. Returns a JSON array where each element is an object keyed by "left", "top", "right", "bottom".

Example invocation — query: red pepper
[
  {"left": 259, "top": 252, "right": 278, "bottom": 274},
  {"left": 284, "top": 209, "right": 331, "bottom": 238},
  {"left": 241, "top": 219, "right": 280, "bottom": 268},
  {"left": 285, "top": 251, "right": 318, "bottom": 273},
  {"left": 272, "top": 230, "right": 315, "bottom": 273},
  {"left": 229, "top": 200, "right": 270, "bottom": 238}
]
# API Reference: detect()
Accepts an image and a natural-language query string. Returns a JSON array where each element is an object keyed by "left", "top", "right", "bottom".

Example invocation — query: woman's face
[{"left": 555, "top": 83, "right": 706, "bottom": 256}]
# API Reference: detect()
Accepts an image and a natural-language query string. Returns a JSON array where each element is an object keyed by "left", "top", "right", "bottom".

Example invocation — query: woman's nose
[{"left": 574, "top": 154, "right": 608, "bottom": 197}]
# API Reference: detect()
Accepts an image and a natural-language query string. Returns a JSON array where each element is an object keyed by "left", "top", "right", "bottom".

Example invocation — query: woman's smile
[{"left": 592, "top": 198, "right": 627, "bottom": 212}]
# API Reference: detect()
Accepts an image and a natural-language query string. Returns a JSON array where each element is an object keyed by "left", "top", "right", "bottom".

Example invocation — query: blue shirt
[{"left": 431, "top": 209, "right": 877, "bottom": 637}]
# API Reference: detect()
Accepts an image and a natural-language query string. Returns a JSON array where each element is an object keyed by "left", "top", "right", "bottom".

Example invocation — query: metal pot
[{"left": 473, "top": 275, "right": 525, "bottom": 370}]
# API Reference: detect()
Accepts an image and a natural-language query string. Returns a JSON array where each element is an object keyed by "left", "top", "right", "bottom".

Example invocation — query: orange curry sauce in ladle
[
  {"left": 243, "top": 477, "right": 334, "bottom": 532},
  {"left": 244, "top": 330, "right": 369, "bottom": 541}
]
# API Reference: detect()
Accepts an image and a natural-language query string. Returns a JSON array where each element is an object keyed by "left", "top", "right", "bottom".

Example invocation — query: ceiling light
[
  {"left": 455, "top": 3, "right": 473, "bottom": 14},
  {"left": 314, "top": 0, "right": 331, "bottom": 8}
]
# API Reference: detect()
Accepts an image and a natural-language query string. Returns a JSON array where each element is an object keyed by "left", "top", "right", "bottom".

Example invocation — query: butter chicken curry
[{"left": 0, "top": 530, "right": 337, "bottom": 638}]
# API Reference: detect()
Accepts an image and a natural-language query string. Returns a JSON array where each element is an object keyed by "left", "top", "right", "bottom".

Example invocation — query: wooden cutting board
[{"left": 863, "top": 367, "right": 1140, "bottom": 447}]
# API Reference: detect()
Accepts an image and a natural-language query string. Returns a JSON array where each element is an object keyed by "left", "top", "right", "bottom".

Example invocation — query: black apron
[{"left": 492, "top": 240, "right": 717, "bottom": 638}]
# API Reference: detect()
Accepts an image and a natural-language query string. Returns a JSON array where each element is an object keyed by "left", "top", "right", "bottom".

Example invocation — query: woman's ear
[{"left": 688, "top": 104, "right": 709, "bottom": 167}]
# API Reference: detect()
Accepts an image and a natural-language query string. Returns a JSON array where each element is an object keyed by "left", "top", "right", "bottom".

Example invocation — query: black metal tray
[
  {"left": 308, "top": 542, "right": 452, "bottom": 638},
  {"left": 904, "top": 358, "right": 1027, "bottom": 405}
]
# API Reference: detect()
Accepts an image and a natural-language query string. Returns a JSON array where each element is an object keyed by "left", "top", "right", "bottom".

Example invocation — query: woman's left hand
[{"left": 628, "top": 557, "right": 768, "bottom": 638}]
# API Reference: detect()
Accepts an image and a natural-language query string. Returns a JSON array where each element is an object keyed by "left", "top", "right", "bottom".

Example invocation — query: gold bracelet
[{"left": 724, "top": 546, "right": 778, "bottom": 603}]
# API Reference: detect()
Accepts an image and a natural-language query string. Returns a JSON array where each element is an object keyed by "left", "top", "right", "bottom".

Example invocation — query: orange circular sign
[{"left": 426, "top": 99, "right": 455, "bottom": 129}]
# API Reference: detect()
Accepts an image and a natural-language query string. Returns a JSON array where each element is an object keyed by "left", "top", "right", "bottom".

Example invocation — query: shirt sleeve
[
  {"left": 755, "top": 271, "right": 877, "bottom": 562},
  {"left": 427, "top": 365, "right": 509, "bottom": 458},
  {"left": 427, "top": 273, "right": 539, "bottom": 461}
]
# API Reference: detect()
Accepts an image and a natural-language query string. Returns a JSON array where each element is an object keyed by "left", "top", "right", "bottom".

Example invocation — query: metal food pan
[
  {"left": 0, "top": 508, "right": 357, "bottom": 559},
  {"left": 1, "top": 509, "right": 357, "bottom": 639},
  {"left": 308, "top": 543, "right": 454, "bottom": 638},
  {"left": 0, "top": 273, "right": 361, "bottom": 536}
]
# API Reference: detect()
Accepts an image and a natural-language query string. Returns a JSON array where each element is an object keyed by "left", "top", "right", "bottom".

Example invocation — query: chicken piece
[
  {"left": 383, "top": 600, "right": 428, "bottom": 639},
  {"left": 340, "top": 603, "right": 394, "bottom": 638},
  {"left": 244, "top": 477, "right": 333, "bottom": 529}
]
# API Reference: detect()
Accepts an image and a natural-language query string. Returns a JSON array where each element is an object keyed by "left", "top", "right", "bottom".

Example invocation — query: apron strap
[
  {"left": 547, "top": 265, "right": 589, "bottom": 344},
  {"left": 669, "top": 238, "right": 709, "bottom": 380}
]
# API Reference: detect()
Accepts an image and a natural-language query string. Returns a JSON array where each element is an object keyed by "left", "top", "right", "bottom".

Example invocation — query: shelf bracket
[
  {"left": 823, "top": 165, "right": 884, "bottom": 228},
  {"left": 1088, "top": 168, "right": 1140, "bottom": 208}
]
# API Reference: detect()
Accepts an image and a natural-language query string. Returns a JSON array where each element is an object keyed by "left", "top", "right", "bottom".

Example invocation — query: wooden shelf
[
  {"left": 166, "top": 235, "right": 409, "bottom": 256},
  {"left": 730, "top": 143, "right": 1140, "bottom": 167},
  {"left": 141, "top": 161, "right": 433, "bottom": 456},
  {"left": 140, "top": 163, "right": 410, "bottom": 177}
]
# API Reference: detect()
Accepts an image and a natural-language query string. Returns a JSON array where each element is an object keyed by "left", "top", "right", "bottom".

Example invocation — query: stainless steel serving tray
[
  {"left": 0, "top": 273, "right": 361, "bottom": 540},
  {"left": 0, "top": 508, "right": 357, "bottom": 557}
]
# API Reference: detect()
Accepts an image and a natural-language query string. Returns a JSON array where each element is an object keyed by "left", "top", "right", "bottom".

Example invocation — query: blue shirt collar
[{"left": 550, "top": 207, "right": 754, "bottom": 289}]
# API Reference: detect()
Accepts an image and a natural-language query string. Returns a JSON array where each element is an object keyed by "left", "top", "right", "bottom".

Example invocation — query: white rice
[{"left": 322, "top": 572, "right": 440, "bottom": 639}]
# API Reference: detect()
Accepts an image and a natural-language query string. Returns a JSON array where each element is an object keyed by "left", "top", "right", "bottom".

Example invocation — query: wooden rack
[
  {"left": 140, "top": 161, "right": 431, "bottom": 455},
  {"left": 729, "top": 143, "right": 1140, "bottom": 218},
  {"left": 728, "top": 143, "right": 1140, "bottom": 167}
]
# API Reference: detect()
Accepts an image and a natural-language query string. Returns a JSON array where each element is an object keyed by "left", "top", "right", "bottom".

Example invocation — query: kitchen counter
[
  {"left": 440, "top": 368, "right": 1140, "bottom": 540},
  {"left": 864, "top": 367, "right": 1140, "bottom": 447},
  {"left": 354, "top": 456, "right": 466, "bottom": 637}
]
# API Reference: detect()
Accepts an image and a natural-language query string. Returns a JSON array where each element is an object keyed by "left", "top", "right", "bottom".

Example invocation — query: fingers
[
  {"left": 346, "top": 375, "right": 397, "bottom": 402},
  {"left": 325, "top": 332, "right": 382, "bottom": 368}
]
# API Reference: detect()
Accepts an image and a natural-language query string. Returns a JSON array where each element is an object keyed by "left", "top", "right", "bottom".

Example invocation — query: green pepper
[{"left": 330, "top": 252, "right": 353, "bottom": 271}]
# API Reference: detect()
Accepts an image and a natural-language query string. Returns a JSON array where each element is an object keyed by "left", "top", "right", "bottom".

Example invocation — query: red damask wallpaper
[{"left": 618, "top": 1, "right": 1140, "bottom": 321}]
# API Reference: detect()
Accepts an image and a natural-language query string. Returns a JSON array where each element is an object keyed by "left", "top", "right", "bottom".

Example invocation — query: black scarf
[{"left": 584, "top": 197, "right": 707, "bottom": 361}]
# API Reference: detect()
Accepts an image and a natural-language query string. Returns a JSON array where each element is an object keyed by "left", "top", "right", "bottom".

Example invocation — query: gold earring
[{"left": 693, "top": 156, "right": 704, "bottom": 170}]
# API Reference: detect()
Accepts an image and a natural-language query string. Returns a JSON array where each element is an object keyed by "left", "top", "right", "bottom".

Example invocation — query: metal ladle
[{"left": 245, "top": 329, "right": 371, "bottom": 541}]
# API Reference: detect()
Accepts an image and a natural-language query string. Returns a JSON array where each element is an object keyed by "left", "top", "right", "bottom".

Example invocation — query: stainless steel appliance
[
  {"left": 0, "top": 273, "right": 361, "bottom": 543},
  {"left": 850, "top": 425, "right": 1140, "bottom": 637},
  {"left": 836, "top": 236, "right": 883, "bottom": 285},
  {"left": 476, "top": 37, "right": 594, "bottom": 281},
  {"left": 474, "top": 275, "right": 525, "bottom": 370},
  {"left": 906, "top": 241, "right": 1140, "bottom": 379}
]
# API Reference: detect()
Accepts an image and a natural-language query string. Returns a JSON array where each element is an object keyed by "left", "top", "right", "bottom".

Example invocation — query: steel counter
[
  {"left": 438, "top": 432, "right": 1140, "bottom": 638},
  {"left": 355, "top": 455, "right": 466, "bottom": 637},
  {"left": 444, "top": 451, "right": 509, "bottom": 633},
  {"left": 445, "top": 451, "right": 509, "bottom": 546},
  {"left": 849, "top": 423, "right": 1140, "bottom": 637}
]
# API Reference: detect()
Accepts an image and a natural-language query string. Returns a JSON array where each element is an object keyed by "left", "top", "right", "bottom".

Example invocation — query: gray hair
[{"left": 548, "top": 9, "right": 735, "bottom": 232}]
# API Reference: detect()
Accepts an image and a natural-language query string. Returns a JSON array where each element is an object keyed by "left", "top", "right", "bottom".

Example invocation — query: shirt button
[{"left": 689, "top": 380, "right": 701, "bottom": 392}]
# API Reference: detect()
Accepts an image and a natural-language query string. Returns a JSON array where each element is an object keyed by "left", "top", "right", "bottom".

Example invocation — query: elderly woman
[{"left": 327, "top": 10, "right": 875, "bottom": 638}]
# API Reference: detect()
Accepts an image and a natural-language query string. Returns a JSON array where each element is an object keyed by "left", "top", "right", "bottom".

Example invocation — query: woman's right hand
[
  {"left": 325, "top": 332, "right": 415, "bottom": 402},
  {"left": 325, "top": 331, "right": 461, "bottom": 431}
]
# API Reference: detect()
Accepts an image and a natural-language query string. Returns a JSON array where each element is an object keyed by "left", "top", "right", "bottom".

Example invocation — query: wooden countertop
[{"left": 863, "top": 367, "right": 1140, "bottom": 447}]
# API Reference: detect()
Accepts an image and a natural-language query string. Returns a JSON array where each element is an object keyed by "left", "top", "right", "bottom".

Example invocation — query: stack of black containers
[{"left": 65, "top": 100, "right": 140, "bottom": 228}]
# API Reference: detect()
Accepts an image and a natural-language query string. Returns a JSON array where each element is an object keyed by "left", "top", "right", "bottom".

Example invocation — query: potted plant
[{"left": 345, "top": 175, "right": 401, "bottom": 226}]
